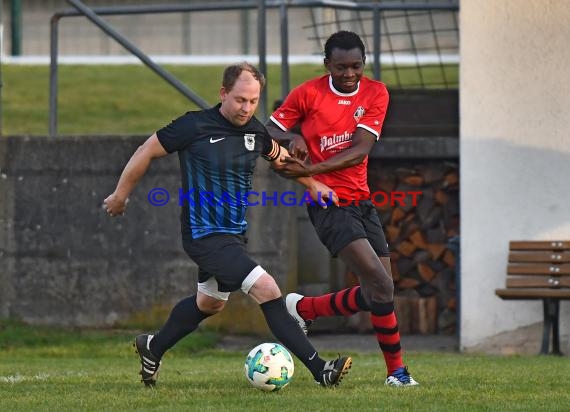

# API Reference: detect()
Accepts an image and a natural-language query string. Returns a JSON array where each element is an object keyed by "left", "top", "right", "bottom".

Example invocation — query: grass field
[
  {"left": 1, "top": 64, "right": 458, "bottom": 136},
  {"left": 1, "top": 322, "right": 569, "bottom": 411}
]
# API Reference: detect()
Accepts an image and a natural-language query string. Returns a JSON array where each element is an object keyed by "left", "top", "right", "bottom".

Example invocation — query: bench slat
[
  {"left": 506, "top": 276, "right": 570, "bottom": 288},
  {"left": 507, "top": 263, "right": 570, "bottom": 275},
  {"left": 509, "top": 241, "right": 570, "bottom": 250},
  {"left": 496, "top": 288, "right": 570, "bottom": 299},
  {"left": 509, "top": 251, "right": 570, "bottom": 263}
]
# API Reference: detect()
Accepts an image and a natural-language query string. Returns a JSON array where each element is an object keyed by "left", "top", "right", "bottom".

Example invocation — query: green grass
[
  {"left": 1, "top": 64, "right": 457, "bottom": 136},
  {"left": 1, "top": 321, "right": 569, "bottom": 411}
]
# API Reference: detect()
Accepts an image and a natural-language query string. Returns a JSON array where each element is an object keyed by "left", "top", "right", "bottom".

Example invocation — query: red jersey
[{"left": 270, "top": 75, "right": 388, "bottom": 200}]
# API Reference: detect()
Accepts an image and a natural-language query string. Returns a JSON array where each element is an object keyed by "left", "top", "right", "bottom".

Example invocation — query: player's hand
[
  {"left": 103, "top": 193, "right": 128, "bottom": 217},
  {"left": 306, "top": 181, "right": 339, "bottom": 209},
  {"left": 289, "top": 135, "right": 308, "bottom": 161},
  {"left": 273, "top": 156, "right": 313, "bottom": 178}
]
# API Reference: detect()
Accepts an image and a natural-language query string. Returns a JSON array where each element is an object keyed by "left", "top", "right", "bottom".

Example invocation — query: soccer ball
[{"left": 244, "top": 342, "right": 294, "bottom": 392}]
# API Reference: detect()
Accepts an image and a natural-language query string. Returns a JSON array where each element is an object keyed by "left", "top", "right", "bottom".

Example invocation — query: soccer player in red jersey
[{"left": 267, "top": 31, "right": 418, "bottom": 386}]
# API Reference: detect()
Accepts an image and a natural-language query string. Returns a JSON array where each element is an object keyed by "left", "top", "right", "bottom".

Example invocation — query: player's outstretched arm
[
  {"left": 270, "top": 144, "right": 338, "bottom": 208},
  {"left": 275, "top": 128, "right": 376, "bottom": 178},
  {"left": 103, "top": 133, "right": 168, "bottom": 217}
]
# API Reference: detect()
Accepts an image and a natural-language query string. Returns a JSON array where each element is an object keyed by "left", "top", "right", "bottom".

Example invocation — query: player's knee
[
  {"left": 197, "top": 294, "right": 226, "bottom": 314},
  {"left": 361, "top": 270, "right": 394, "bottom": 303},
  {"left": 379, "top": 275, "right": 394, "bottom": 297},
  {"left": 248, "top": 273, "right": 282, "bottom": 303},
  {"left": 255, "top": 274, "right": 281, "bottom": 299},
  {"left": 202, "top": 302, "right": 225, "bottom": 315}
]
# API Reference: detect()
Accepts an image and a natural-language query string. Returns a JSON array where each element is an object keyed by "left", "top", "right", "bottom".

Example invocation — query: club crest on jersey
[
  {"left": 244, "top": 133, "right": 256, "bottom": 151},
  {"left": 353, "top": 106, "right": 365, "bottom": 122}
]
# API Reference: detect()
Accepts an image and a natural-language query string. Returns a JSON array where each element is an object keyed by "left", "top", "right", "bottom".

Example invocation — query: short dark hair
[
  {"left": 222, "top": 62, "right": 266, "bottom": 91},
  {"left": 324, "top": 31, "right": 365, "bottom": 60}
]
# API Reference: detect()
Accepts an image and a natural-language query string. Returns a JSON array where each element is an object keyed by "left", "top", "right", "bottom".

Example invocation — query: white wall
[{"left": 460, "top": 0, "right": 570, "bottom": 350}]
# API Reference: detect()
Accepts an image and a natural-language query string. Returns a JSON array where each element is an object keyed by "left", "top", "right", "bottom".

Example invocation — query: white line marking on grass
[
  {"left": 0, "top": 373, "right": 50, "bottom": 383},
  {"left": 0, "top": 371, "right": 89, "bottom": 384}
]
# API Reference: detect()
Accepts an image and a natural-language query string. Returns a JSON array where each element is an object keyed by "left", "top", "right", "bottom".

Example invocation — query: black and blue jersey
[{"left": 157, "top": 104, "right": 280, "bottom": 239}]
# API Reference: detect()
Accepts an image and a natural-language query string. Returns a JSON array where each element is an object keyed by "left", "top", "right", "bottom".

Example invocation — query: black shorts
[
  {"left": 307, "top": 200, "right": 390, "bottom": 257},
  {"left": 182, "top": 233, "right": 259, "bottom": 293}
]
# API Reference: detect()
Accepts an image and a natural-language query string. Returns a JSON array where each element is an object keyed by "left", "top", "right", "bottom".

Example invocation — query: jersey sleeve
[
  {"left": 268, "top": 84, "right": 309, "bottom": 132},
  {"left": 356, "top": 84, "right": 389, "bottom": 140},
  {"left": 156, "top": 112, "right": 196, "bottom": 153}
]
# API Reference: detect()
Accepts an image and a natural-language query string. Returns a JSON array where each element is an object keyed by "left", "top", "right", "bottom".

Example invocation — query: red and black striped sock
[
  {"left": 370, "top": 302, "right": 404, "bottom": 374},
  {"left": 296, "top": 286, "right": 367, "bottom": 320},
  {"left": 295, "top": 288, "right": 404, "bottom": 374}
]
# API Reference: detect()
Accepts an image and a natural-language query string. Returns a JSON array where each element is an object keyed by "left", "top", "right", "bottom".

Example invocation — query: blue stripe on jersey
[
  {"left": 235, "top": 154, "right": 249, "bottom": 230},
  {"left": 226, "top": 157, "right": 239, "bottom": 228},
  {"left": 203, "top": 160, "right": 218, "bottom": 231},
  {"left": 193, "top": 160, "right": 209, "bottom": 238},
  {"left": 209, "top": 148, "right": 229, "bottom": 233},
  {"left": 210, "top": 149, "right": 224, "bottom": 228},
  {"left": 184, "top": 154, "right": 199, "bottom": 236},
  {"left": 186, "top": 150, "right": 249, "bottom": 239},
  {"left": 181, "top": 141, "right": 262, "bottom": 239}
]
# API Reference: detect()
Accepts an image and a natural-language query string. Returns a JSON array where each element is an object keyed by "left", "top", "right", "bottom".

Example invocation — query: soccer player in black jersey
[{"left": 103, "top": 62, "right": 351, "bottom": 388}]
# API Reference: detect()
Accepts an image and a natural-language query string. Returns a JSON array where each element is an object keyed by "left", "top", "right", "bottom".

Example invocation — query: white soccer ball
[{"left": 244, "top": 342, "right": 295, "bottom": 392}]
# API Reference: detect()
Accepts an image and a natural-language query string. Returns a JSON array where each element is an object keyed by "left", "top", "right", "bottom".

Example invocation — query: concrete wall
[
  {"left": 0, "top": 133, "right": 461, "bottom": 335},
  {"left": 0, "top": 135, "right": 296, "bottom": 334},
  {"left": 460, "top": 0, "right": 570, "bottom": 351}
]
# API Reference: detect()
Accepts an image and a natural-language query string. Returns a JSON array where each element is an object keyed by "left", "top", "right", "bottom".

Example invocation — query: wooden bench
[{"left": 495, "top": 241, "right": 570, "bottom": 355}]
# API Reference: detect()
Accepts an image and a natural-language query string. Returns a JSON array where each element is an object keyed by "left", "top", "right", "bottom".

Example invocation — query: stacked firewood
[{"left": 367, "top": 160, "right": 459, "bottom": 334}]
